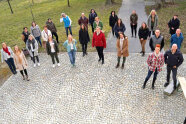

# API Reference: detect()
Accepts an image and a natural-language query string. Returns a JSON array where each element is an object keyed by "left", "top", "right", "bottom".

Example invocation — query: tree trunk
[
  {"left": 67, "top": 0, "right": 70, "bottom": 7},
  {"left": 7, "top": 0, "right": 13, "bottom": 14},
  {"left": 106, "top": 0, "right": 113, "bottom": 5},
  {"left": 32, "top": 0, "right": 34, "bottom": 5}
]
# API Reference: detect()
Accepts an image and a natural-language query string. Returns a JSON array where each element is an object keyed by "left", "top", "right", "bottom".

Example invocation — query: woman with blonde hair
[
  {"left": 147, "top": 9, "right": 158, "bottom": 37},
  {"left": 93, "top": 17, "right": 103, "bottom": 31},
  {"left": 13, "top": 45, "right": 29, "bottom": 81},
  {"left": 63, "top": 34, "right": 77, "bottom": 67}
]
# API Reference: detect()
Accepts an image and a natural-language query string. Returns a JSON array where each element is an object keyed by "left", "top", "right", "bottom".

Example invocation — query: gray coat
[
  {"left": 30, "top": 25, "right": 41, "bottom": 38},
  {"left": 1, "top": 47, "right": 14, "bottom": 63},
  {"left": 147, "top": 15, "right": 158, "bottom": 31},
  {"left": 26, "top": 38, "right": 39, "bottom": 57}
]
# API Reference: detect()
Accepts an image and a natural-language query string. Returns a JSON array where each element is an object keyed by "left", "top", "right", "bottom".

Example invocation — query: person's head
[
  {"left": 2, "top": 42, "right": 7, "bottom": 49},
  {"left": 171, "top": 44, "right": 178, "bottom": 52},
  {"left": 176, "top": 29, "right": 181, "bottom": 36},
  {"left": 132, "top": 10, "right": 136, "bottom": 14},
  {"left": 68, "top": 34, "right": 73, "bottom": 42},
  {"left": 14, "top": 45, "right": 21, "bottom": 53},
  {"left": 117, "top": 18, "right": 123, "bottom": 26},
  {"left": 111, "top": 11, "right": 115, "bottom": 15},
  {"left": 150, "top": 10, "right": 156, "bottom": 16},
  {"left": 95, "top": 17, "right": 99, "bottom": 22},
  {"left": 28, "top": 35, "right": 34, "bottom": 41},
  {"left": 155, "top": 44, "right": 160, "bottom": 54},
  {"left": 61, "top": 13, "right": 66, "bottom": 17},
  {"left": 44, "top": 25, "right": 48, "bottom": 31},
  {"left": 173, "top": 15, "right": 178, "bottom": 20},
  {"left": 32, "top": 21, "right": 36, "bottom": 27},
  {"left": 23, "top": 27, "right": 28, "bottom": 32},
  {"left": 119, "top": 33, "right": 125, "bottom": 39},
  {"left": 96, "top": 26, "right": 101, "bottom": 33},
  {"left": 141, "top": 22, "right": 147, "bottom": 29},
  {"left": 91, "top": 9, "right": 95, "bottom": 13},
  {"left": 155, "top": 30, "right": 160, "bottom": 37},
  {"left": 81, "top": 13, "right": 85, "bottom": 18},
  {"left": 48, "top": 18, "right": 52, "bottom": 23}
]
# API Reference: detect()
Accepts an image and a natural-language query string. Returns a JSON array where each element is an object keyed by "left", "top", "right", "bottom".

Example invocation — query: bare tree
[
  {"left": 7, "top": 0, "right": 13, "bottom": 14},
  {"left": 67, "top": 0, "right": 70, "bottom": 7},
  {"left": 106, "top": 0, "right": 114, "bottom": 5}
]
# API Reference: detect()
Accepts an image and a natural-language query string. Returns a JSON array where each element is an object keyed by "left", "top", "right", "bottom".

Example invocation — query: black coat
[
  {"left": 79, "top": 29, "right": 90, "bottom": 44},
  {"left": 46, "top": 40, "right": 59, "bottom": 55},
  {"left": 138, "top": 27, "right": 149, "bottom": 40},
  {"left": 168, "top": 18, "right": 180, "bottom": 35},
  {"left": 89, "top": 12, "right": 97, "bottom": 25},
  {"left": 109, "top": 14, "right": 118, "bottom": 27}
]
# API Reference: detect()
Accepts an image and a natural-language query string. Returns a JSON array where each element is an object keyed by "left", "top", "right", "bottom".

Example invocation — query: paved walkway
[
  {"left": 105, "top": 0, "right": 151, "bottom": 53},
  {"left": 0, "top": 53, "right": 186, "bottom": 123}
]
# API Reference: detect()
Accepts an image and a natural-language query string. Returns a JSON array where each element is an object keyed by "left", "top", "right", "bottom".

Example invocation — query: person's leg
[
  {"left": 20, "top": 70, "right": 25, "bottom": 80},
  {"left": 96, "top": 47, "right": 101, "bottom": 61},
  {"left": 121, "top": 57, "right": 126, "bottom": 69},
  {"left": 152, "top": 30, "right": 155, "bottom": 35},
  {"left": 68, "top": 51, "right": 73, "bottom": 65},
  {"left": 112, "top": 26, "right": 114, "bottom": 36},
  {"left": 100, "top": 47, "right": 104, "bottom": 64},
  {"left": 50, "top": 53, "right": 55, "bottom": 64},
  {"left": 65, "top": 27, "right": 68, "bottom": 37},
  {"left": 36, "top": 56, "right": 39, "bottom": 63},
  {"left": 54, "top": 52, "right": 59, "bottom": 63},
  {"left": 32, "top": 52, "right": 35, "bottom": 64},
  {"left": 116, "top": 57, "right": 120, "bottom": 68},
  {"left": 143, "top": 69, "right": 153, "bottom": 89},
  {"left": 72, "top": 51, "right": 76, "bottom": 65},
  {"left": 52, "top": 32, "right": 54, "bottom": 38},
  {"left": 43, "top": 41, "right": 46, "bottom": 48},
  {"left": 9, "top": 58, "right": 17, "bottom": 73},
  {"left": 53, "top": 32, "right": 59, "bottom": 43},
  {"left": 37, "top": 36, "right": 42, "bottom": 46},
  {"left": 5, "top": 60, "right": 14, "bottom": 74},
  {"left": 134, "top": 24, "right": 137, "bottom": 37},
  {"left": 164, "top": 66, "right": 171, "bottom": 87},
  {"left": 85, "top": 43, "right": 87, "bottom": 55},
  {"left": 152, "top": 68, "right": 159, "bottom": 89},
  {"left": 172, "top": 68, "right": 177, "bottom": 89},
  {"left": 131, "top": 24, "right": 134, "bottom": 37},
  {"left": 82, "top": 44, "right": 85, "bottom": 56},
  {"left": 91, "top": 23, "right": 94, "bottom": 33},
  {"left": 24, "top": 69, "right": 28, "bottom": 76},
  {"left": 69, "top": 27, "right": 72, "bottom": 35}
]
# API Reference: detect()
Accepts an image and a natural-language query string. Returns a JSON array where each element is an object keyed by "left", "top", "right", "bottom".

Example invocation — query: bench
[{"left": 178, "top": 77, "right": 186, "bottom": 98}]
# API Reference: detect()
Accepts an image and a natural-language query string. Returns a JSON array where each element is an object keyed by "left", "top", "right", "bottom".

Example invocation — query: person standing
[
  {"left": 79, "top": 24, "right": 90, "bottom": 57},
  {"left": 22, "top": 27, "right": 30, "bottom": 44},
  {"left": 130, "top": 10, "right": 138, "bottom": 38},
  {"left": 60, "top": 13, "right": 72, "bottom": 37},
  {"left": 138, "top": 22, "right": 150, "bottom": 56},
  {"left": 1, "top": 43, "right": 17, "bottom": 74},
  {"left": 168, "top": 15, "right": 180, "bottom": 36},
  {"left": 170, "top": 29, "right": 184, "bottom": 50},
  {"left": 46, "top": 18, "right": 59, "bottom": 43},
  {"left": 78, "top": 13, "right": 89, "bottom": 29},
  {"left": 46, "top": 36, "right": 60, "bottom": 68},
  {"left": 115, "top": 33, "right": 129, "bottom": 69},
  {"left": 92, "top": 27, "right": 106, "bottom": 64},
  {"left": 109, "top": 11, "right": 118, "bottom": 36},
  {"left": 147, "top": 10, "right": 158, "bottom": 37},
  {"left": 63, "top": 35, "right": 77, "bottom": 67},
  {"left": 164, "top": 44, "right": 184, "bottom": 90},
  {"left": 93, "top": 17, "right": 103, "bottom": 31},
  {"left": 41, "top": 25, "right": 52, "bottom": 48},
  {"left": 13, "top": 45, "right": 29, "bottom": 81},
  {"left": 114, "top": 18, "right": 126, "bottom": 38},
  {"left": 26, "top": 35, "right": 40, "bottom": 67},
  {"left": 149, "top": 30, "right": 164, "bottom": 52},
  {"left": 30, "top": 22, "right": 42, "bottom": 46},
  {"left": 89, "top": 9, "right": 97, "bottom": 33},
  {"left": 142, "top": 44, "right": 164, "bottom": 89}
]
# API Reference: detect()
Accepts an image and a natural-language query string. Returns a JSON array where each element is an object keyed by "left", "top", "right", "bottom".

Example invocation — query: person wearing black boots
[
  {"left": 109, "top": 11, "right": 118, "bottom": 36},
  {"left": 142, "top": 44, "right": 164, "bottom": 89},
  {"left": 89, "top": 9, "right": 97, "bottom": 33},
  {"left": 79, "top": 24, "right": 90, "bottom": 56}
]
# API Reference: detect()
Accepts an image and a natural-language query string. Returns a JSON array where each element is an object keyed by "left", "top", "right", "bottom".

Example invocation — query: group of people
[{"left": 1, "top": 8, "right": 184, "bottom": 93}]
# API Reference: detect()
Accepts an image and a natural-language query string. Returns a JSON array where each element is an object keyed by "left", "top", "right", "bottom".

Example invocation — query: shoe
[
  {"left": 115, "top": 63, "right": 119, "bottom": 68},
  {"left": 23, "top": 76, "right": 25, "bottom": 80},
  {"left": 102, "top": 61, "right": 104, "bottom": 64},
  {"left": 83, "top": 53, "right": 85, "bottom": 57},
  {"left": 13, "top": 71, "right": 17, "bottom": 75},
  {"left": 34, "top": 64, "right": 36, "bottom": 67},
  {"left": 140, "top": 51, "right": 143, "bottom": 53},
  {"left": 135, "top": 36, "right": 137, "bottom": 38},
  {"left": 85, "top": 52, "right": 88, "bottom": 55},
  {"left": 173, "top": 86, "right": 177, "bottom": 90},
  {"left": 152, "top": 85, "right": 155, "bottom": 90},
  {"left": 98, "top": 58, "right": 101, "bottom": 62},
  {"left": 57, "top": 63, "right": 60, "bottom": 66},
  {"left": 37, "top": 63, "right": 40, "bottom": 66},
  {"left": 142, "top": 52, "right": 145, "bottom": 57},
  {"left": 131, "top": 36, "right": 133, "bottom": 38},
  {"left": 121, "top": 64, "right": 124, "bottom": 69},
  {"left": 164, "top": 82, "right": 169, "bottom": 87},
  {"left": 52, "top": 64, "right": 55, "bottom": 68},
  {"left": 26, "top": 76, "right": 30, "bottom": 81},
  {"left": 142, "top": 84, "right": 146, "bottom": 89}
]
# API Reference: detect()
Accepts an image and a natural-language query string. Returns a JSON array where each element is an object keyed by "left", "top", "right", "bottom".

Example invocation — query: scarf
[
  {"left": 27, "top": 39, "right": 35, "bottom": 50},
  {"left": 3, "top": 47, "right": 10, "bottom": 56},
  {"left": 120, "top": 38, "right": 124, "bottom": 50}
]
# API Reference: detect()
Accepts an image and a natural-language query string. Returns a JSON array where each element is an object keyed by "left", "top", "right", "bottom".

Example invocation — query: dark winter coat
[
  {"left": 78, "top": 17, "right": 89, "bottom": 29},
  {"left": 46, "top": 21, "right": 57, "bottom": 33},
  {"left": 89, "top": 10, "right": 97, "bottom": 25},
  {"left": 138, "top": 27, "right": 150, "bottom": 40},
  {"left": 46, "top": 40, "right": 59, "bottom": 55},
  {"left": 79, "top": 29, "right": 90, "bottom": 44},
  {"left": 130, "top": 14, "right": 138, "bottom": 25},
  {"left": 168, "top": 18, "right": 180, "bottom": 35},
  {"left": 149, "top": 35, "right": 164, "bottom": 51},
  {"left": 114, "top": 23, "right": 126, "bottom": 38},
  {"left": 109, "top": 12, "right": 118, "bottom": 27}
]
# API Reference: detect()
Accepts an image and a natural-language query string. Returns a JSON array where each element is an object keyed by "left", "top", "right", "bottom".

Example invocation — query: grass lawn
[
  {"left": 0, "top": 0, "right": 122, "bottom": 84},
  {"left": 145, "top": 0, "right": 186, "bottom": 53}
]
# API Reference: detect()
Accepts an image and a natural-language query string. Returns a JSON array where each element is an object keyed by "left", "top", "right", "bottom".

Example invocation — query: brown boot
[{"left": 115, "top": 63, "right": 119, "bottom": 68}]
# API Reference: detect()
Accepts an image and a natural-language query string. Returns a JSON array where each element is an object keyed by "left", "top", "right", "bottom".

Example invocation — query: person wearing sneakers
[
  {"left": 26, "top": 35, "right": 40, "bottom": 67},
  {"left": 164, "top": 44, "right": 184, "bottom": 90},
  {"left": 142, "top": 44, "right": 164, "bottom": 89},
  {"left": 13, "top": 45, "right": 30, "bottom": 81},
  {"left": 63, "top": 34, "right": 77, "bottom": 67},
  {"left": 115, "top": 33, "right": 129, "bottom": 69},
  {"left": 46, "top": 36, "right": 60, "bottom": 68}
]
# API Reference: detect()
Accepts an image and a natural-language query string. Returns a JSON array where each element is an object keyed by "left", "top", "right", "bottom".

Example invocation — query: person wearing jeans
[
  {"left": 1, "top": 43, "right": 17, "bottom": 74},
  {"left": 63, "top": 35, "right": 77, "bottom": 67},
  {"left": 164, "top": 44, "right": 184, "bottom": 90},
  {"left": 60, "top": 13, "right": 72, "bottom": 37},
  {"left": 92, "top": 26, "right": 106, "bottom": 64},
  {"left": 46, "top": 36, "right": 60, "bottom": 68},
  {"left": 30, "top": 22, "right": 42, "bottom": 46},
  {"left": 142, "top": 44, "right": 164, "bottom": 89}
]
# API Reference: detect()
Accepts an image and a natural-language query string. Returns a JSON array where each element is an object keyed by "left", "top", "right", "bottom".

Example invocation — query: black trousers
[
  {"left": 131, "top": 24, "right": 137, "bottom": 37},
  {"left": 52, "top": 32, "right": 59, "bottom": 43},
  {"left": 50, "top": 52, "right": 59, "bottom": 64},
  {"left": 167, "top": 66, "right": 177, "bottom": 87},
  {"left": 81, "top": 43, "right": 87, "bottom": 53},
  {"left": 149, "top": 26, "right": 155, "bottom": 37},
  {"left": 20, "top": 69, "right": 28, "bottom": 76},
  {"left": 96, "top": 47, "right": 104, "bottom": 61},
  {"left": 91, "top": 23, "right": 94, "bottom": 33},
  {"left": 32, "top": 52, "right": 39, "bottom": 64},
  {"left": 111, "top": 26, "right": 115, "bottom": 36}
]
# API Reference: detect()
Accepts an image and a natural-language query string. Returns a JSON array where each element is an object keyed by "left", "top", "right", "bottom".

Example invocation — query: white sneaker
[
  {"left": 52, "top": 64, "right": 55, "bottom": 68},
  {"left": 37, "top": 63, "right": 40, "bottom": 66},
  {"left": 34, "top": 64, "right": 36, "bottom": 67},
  {"left": 57, "top": 63, "right": 60, "bottom": 66}
]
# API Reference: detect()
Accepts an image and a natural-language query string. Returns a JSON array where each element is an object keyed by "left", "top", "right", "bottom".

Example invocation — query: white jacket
[{"left": 41, "top": 29, "right": 52, "bottom": 41}]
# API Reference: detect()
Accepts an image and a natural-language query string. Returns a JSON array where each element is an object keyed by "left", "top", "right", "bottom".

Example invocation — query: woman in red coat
[{"left": 92, "top": 26, "right": 106, "bottom": 64}]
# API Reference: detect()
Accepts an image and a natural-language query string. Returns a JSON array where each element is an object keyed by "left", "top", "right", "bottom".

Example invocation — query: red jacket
[{"left": 92, "top": 31, "right": 106, "bottom": 48}]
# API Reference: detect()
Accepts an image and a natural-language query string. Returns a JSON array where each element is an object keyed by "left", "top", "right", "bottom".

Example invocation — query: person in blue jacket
[
  {"left": 63, "top": 34, "right": 77, "bottom": 67},
  {"left": 60, "top": 13, "right": 72, "bottom": 37},
  {"left": 170, "top": 29, "right": 184, "bottom": 49}
]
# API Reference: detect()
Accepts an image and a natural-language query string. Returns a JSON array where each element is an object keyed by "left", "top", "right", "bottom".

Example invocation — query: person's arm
[
  {"left": 155, "top": 15, "right": 158, "bottom": 28},
  {"left": 79, "top": 30, "right": 81, "bottom": 43},
  {"left": 93, "top": 22, "right": 96, "bottom": 30},
  {"left": 100, "top": 21, "right": 103, "bottom": 30},
  {"left": 53, "top": 23, "right": 57, "bottom": 32},
  {"left": 69, "top": 17, "right": 72, "bottom": 26},
  {"left": 55, "top": 41, "right": 59, "bottom": 53},
  {"left": 102, "top": 33, "right": 106, "bottom": 48},
  {"left": 161, "top": 37, "right": 164, "bottom": 50},
  {"left": 130, "top": 15, "right": 132, "bottom": 24},
  {"left": 160, "top": 54, "right": 164, "bottom": 67},
  {"left": 78, "top": 19, "right": 81, "bottom": 25},
  {"left": 176, "top": 53, "right": 184, "bottom": 67},
  {"left": 147, "top": 54, "right": 152, "bottom": 66},
  {"left": 34, "top": 39, "right": 39, "bottom": 51},
  {"left": 116, "top": 40, "right": 120, "bottom": 50},
  {"left": 109, "top": 16, "right": 112, "bottom": 27},
  {"left": 87, "top": 31, "right": 90, "bottom": 42},
  {"left": 149, "top": 38, "right": 153, "bottom": 51},
  {"left": 30, "top": 27, "right": 33, "bottom": 35},
  {"left": 38, "top": 25, "right": 41, "bottom": 35},
  {"left": 164, "top": 51, "right": 168, "bottom": 64},
  {"left": 22, "top": 51, "right": 28, "bottom": 66},
  {"left": 1, "top": 50, "right": 4, "bottom": 63},
  {"left": 89, "top": 14, "right": 91, "bottom": 24},
  {"left": 63, "top": 41, "right": 67, "bottom": 48},
  {"left": 60, "top": 18, "right": 63, "bottom": 23},
  {"left": 138, "top": 28, "right": 141, "bottom": 39},
  {"left": 46, "top": 42, "right": 50, "bottom": 55},
  {"left": 21, "top": 34, "right": 25, "bottom": 41},
  {"left": 136, "top": 14, "right": 138, "bottom": 22},
  {"left": 168, "top": 19, "right": 171, "bottom": 28},
  {"left": 13, "top": 55, "right": 18, "bottom": 69}
]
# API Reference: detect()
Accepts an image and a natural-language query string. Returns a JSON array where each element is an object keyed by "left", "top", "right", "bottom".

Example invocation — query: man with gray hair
[
  {"left": 60, "top": 13, "right": 72, "bottom": 37},
  {"left": 164, "top": 44, "right": 184, "bottom": 90},
  {"left": 78, "top": 13, "right": 89, "bottom": 29}
]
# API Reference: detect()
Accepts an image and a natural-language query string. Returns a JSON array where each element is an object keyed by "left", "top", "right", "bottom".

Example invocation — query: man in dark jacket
[
  {"left": 46, "top": 18, "right": 59, "bottom": 43},
  {"left": 164, "top": 44, "right": 184, "bottom": 90},
  {"left": 149, "top": 30, "right": 164, "bottom": 51},
  {"left": 109, "top": 11, "right": 118, "bottom": 36},
  {"left": 168, "top": 15, "right": 180, "bottom": 36},
  {"left": 78, "top": 13, "right": 89, "bottom": 30}
]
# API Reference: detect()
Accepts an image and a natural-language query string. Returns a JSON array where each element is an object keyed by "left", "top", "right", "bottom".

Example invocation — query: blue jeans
[
  {"left": 144, "top": 68, "right": 158, "bottom": 84},
  {"left": 65, "top": 27, "right": 72, "bottom": 37},
  {"left": 35, "top": 36, "right": 42, "bottom": 46},
  {"left": 68, "top": 50, "right": 76, "bottom": 65},
  {"left": 5, "top": 58, "right": 17, "bottom": 74}
]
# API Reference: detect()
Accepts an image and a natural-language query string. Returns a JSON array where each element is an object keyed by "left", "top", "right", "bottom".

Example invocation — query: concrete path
[{"left": 105, "top": 0, "right": 151, "bottom": 53}]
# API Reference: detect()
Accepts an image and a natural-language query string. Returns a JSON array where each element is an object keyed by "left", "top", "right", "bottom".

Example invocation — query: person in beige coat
[
  {"left": 13, "top": 45, "right": 30, "bottom": 81},
  {"left": 116, "top": 33, "right": 129, "bottom": 69}
]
